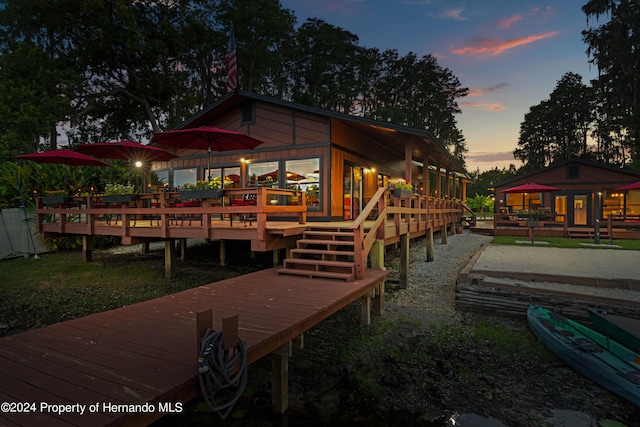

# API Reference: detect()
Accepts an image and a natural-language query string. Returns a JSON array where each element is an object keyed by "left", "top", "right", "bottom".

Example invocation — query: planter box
[
  {"left": 102, "top": 194, "right": 138, "bottom": 204},
  {"left": 393, "top": 188, "right": 413, "bottom": 199},
  {"left": 42, "top": 196, "right": 71, "bottom": 205},
  {"left": 178, "top": 189, "right": 223, "bottom": 200}
]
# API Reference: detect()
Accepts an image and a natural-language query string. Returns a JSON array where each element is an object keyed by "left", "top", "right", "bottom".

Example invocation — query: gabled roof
[
  {"left": 176, "top": 90, "right": 467, "bottom": 175},
  {"left": 494, "top": 158, "right": 640, "bottom": 188}
]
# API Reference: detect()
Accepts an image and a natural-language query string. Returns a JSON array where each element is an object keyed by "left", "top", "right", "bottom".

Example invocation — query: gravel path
[{"left": 384, "top": 230, "right": 492, "bottom": 321}]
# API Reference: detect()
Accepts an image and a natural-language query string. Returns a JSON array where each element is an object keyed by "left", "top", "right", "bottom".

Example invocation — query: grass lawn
[
  {"left": 491, "top": 235, "right": 640, "bottom": 250},
  {"left": 0, "top": 241, "right": 271, "bottom": 336}
]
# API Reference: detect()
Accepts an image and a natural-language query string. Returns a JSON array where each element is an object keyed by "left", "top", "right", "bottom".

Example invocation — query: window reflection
[
  {"left": 286, "top": 158, "right": 320, "bottom": 207},
  {"left": 248, "top": 161, "right": 279, "bottom": 187},
  {"left": 173, "top": 168, "right": 197, "bottom": 189},
  {"left": 204, "top": 167, "right": 241, "bottom": 188},
  {"left": 153, "top": 170, "right": 169, "bottom": 188}
]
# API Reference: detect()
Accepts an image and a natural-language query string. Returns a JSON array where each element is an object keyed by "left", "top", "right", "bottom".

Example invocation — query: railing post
[
  {"left": 298, "top": 190, "right": 306, "bottom": 224},
  {"left": 377, "top": 196, "right": 386, "bottom": 240},
  {"left": 353, "top": 224, "right": 365, "bottom": 280},
  {"left": 256, "top": 187, "right": 267, "bottom": 240}
]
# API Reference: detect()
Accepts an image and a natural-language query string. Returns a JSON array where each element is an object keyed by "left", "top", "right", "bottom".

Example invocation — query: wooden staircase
[{"left": 277, "top": 227, "right": 358, "bottom": 281}]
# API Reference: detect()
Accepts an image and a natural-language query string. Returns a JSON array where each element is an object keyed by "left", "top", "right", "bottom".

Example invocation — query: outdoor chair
[
  {"left": 174, "top": 200, "right": 202, "bottom": 226},
  {"left": 231, "top": 193, "right": 257, "bottom": 226},
  {"left": 103, "top": 201, "right": 137, "bottom": 226}
]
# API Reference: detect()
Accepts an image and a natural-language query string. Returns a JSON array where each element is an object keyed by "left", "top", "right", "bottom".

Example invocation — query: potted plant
[
  {"left": 392, "top": 180, "right": 413, "bottom": 198},
  {"left": 42, "top": 189, "right": 71, "bottom": 205},
  {"left": 102, "top": 183, "right": 138, "bottom": 204},
  {"left": 178, "top": 180, "right": 222, "bottom": 200}
]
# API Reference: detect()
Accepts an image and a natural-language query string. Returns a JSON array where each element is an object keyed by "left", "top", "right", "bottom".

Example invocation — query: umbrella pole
[{"left": 207, "top": 138, "right": 212, "bottom": 181}]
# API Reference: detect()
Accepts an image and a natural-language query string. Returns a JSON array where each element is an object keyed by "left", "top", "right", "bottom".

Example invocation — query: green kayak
[{"left": 527, "top": 305, "right": 640, "bottom": 406}]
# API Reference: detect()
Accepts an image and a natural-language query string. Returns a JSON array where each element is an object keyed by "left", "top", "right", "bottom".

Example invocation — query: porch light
[{"left": 135, "top": 161, "right": 142, "bottom": 168}]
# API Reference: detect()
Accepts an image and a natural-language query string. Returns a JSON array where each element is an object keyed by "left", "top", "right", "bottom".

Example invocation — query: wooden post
[
  {"left": 219, "top": 239, "right": 227, "bottom": 267},
  {"left": 141, "top": 242, "right": 150, "bottom": 254},
  {"left": 360, "top": 292, "right": 371, "bottom": 325},
  {"left": 372, "top": 283, "right": 385, "bottom": 316},
  {"left": 82, "top": 235, "right": 93, "bottom": 262},
  {"left": 165, "top": 239, "right": 176, "bottom": 279},
  {"left": 441, "top": 225, "right": 448, "bottom": 244},
  {"left": 273, "top": 248, "right": 281, "bottom": 266},
  {"left": 426, "top": 228, "right": 435, "bottom": 262},
  {"left": 272, "top": 342, "right": 292, "bottom": 414},
  {"left": 399, "top": 232, "right": 409, "bottom": 289},
  {"left": 179, "top": 238, "right": 187, "bottom": 261},
  {"left": 222, "top": 315, "right": 239, "bottom": 350},
  {"left": 369, "top": 239, "right": 384, "bottom": 270}
]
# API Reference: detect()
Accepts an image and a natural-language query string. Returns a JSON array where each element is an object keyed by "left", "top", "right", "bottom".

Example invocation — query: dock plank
[{"left": 0, "top": 267, "right": 388, "bottom": 426}]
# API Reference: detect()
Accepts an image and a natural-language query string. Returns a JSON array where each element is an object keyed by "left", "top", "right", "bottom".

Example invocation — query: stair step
[
  {"left": 283, "top": 258, "right": 355, "bottom": 269},
  {"left": 277, "top": 267, "right": 355, "bottom": 281},
  {"left": 291, "top": 248, "right": 355, "bottom": 259},
  {"left": 297, "top": 239, "right": 355, "bottom": 248},
  {"left": 303, "top": 230, "right": 355, "bottom": 240}
]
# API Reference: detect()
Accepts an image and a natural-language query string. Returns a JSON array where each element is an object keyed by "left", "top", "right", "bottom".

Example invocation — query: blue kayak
[{"left": 527, "top": 305, "right": 640, "bottom": 406}]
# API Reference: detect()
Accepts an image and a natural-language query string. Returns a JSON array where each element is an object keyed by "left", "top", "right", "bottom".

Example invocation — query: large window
[
  {"left": 505, "top": 192, "right": 541, "bottom": 212},
  {"left": 173, "top": 168, "right": 197, "bottom": 189},
  {"left": 152, "top": 170, "right": 169, "bottom": 188},
  {"left": 248, "top": 161, "right": 279, "bottom": 187},
  {"left": 204, "top": 166, "right": 241, "bottom": 188},
  {"left": 286, "top": 158, "right": 320, "bottom": 207}
]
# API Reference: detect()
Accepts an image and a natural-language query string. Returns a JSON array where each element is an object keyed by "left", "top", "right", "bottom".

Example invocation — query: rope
[{"left": 197, "top": 328, "right": 248, "bottom": 420}]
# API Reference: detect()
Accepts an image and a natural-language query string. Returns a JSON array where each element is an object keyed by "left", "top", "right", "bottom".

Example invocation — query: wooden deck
[{"left": 0, "top": 267, "right": 388, "bottom": 427}]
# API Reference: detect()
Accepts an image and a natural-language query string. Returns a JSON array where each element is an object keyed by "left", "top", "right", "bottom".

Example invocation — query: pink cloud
[
  {"left": 452, "top": 31, "right": 559, "bottom": 57},
  {"left": 460, "top": 101, "right": 507, "bottom": 111},
  {"left": 496, "top": 14, "right": 522, "bottom": 30},
  {"left": 468, "top": 83, "right": 509, "bottom": 97}
]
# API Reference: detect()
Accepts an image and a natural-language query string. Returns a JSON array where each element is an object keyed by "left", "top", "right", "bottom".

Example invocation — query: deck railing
[
  {"left": 35, "top": 187, "right": 466, "bottom": 272},
  {"left": 606, "top": 214, "right": 640, "bottom": 239},
  {"left": 351, "top": 188, "right": 465, "bottom": 279},
  {"left": 35, "top": 187, "right": 306, "bottom": 241}
]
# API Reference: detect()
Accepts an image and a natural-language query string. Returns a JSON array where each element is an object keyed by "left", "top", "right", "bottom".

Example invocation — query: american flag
[{"left": 225, "top": 25, "right": 237, "bottom": 91}]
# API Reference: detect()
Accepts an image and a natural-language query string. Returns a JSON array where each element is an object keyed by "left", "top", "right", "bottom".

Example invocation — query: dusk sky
[{"left": 280, "top": 0, "right": 601, "bottom": 172}]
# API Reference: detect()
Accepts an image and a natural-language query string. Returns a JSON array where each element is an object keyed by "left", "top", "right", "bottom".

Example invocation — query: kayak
[
  {"left": 527, "top": 305, "right": 640, "bottom": 406},
  {"left": 587, "top": 308, "right": 640, "bottom": 354}
]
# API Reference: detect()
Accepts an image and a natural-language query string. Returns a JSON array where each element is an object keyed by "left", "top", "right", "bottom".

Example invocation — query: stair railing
[{"left": 351, "top": 187, "right": 388, "bottom": 279}]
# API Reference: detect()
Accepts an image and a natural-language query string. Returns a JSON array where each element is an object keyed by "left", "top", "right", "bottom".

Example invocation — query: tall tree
[
  {"left": 583, "top": 0, "right": 640, "bottom": 169},
  {"left": 514, "top": 72, "right": 594, "bottom": 170},
  {"left": 0, "top": 0, "right": 219, "bottom": 159},
  {"left": 214, "top": 0, "right": 296, "bottom": 94},
  {"left": 366, "top": 50, "right": 468, "bottom": 164},
  {"left": 288, "top": 18, "right": 361, "bottom": 112},
  {"left": 547, "top": 72, "right": 594, "bottom": 162},
  {"left": 0, "top": 0, "right": 84, "bottom": 154}
]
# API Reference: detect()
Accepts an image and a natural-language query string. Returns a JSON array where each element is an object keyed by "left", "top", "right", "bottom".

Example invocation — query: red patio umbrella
[
  {"left": 13, "top": 149, "right": 112, "bottom": 167},
  {"left": 151, "top": 126, "right": 265, "bottom": 179},
  {"left": 613, "top": 181, "right": 640, "bottom": 191},
  {"left": 76, "top": 140, "right": 178, "bottom": 162},
  {"left": 13, "top": 149, "right": 112, "bottom": 189},
  {"left": 500, "top": 183, "right": 562, "bottom": 193},
  {"left": 500, "top": 183, "right": 561, "bottom": 215}
]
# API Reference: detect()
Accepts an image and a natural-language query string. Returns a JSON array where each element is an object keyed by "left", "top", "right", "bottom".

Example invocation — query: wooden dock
[{"left": 0, "top": 268, "right": 388, "bottom": 427}]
